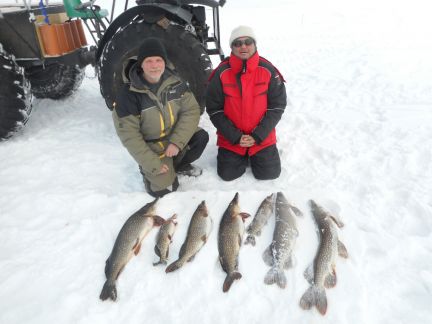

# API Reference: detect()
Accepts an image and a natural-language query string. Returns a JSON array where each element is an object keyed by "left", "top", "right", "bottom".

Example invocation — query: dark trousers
[
  {"left": 217, "top": 145, "right": 281, "bottom": 181},
  {"left": 144, "top": 128, "right": 209, "bottom": 198},
  {"left": 174, "top": 128, "right": 209, "bottom": 171}
]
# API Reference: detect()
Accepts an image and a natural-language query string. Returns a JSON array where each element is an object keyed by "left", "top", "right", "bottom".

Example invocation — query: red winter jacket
[{"left": 206, "top": 51, "right": 287, "bottom": 156}]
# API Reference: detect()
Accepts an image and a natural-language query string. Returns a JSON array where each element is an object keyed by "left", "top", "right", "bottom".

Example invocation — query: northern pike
[
  {"left": 218, "top": 193, "right": 250, "bottom": 292},
  {"left": 299, "top": 200, "right": 348, "bottom": 315},
  {"left": 263, "top": 192, "right": 302, "bottom": 288},
  {"left": 100, "top": 198, "right": 165, "bottom": 301},
  {"left": 165, "top": 201, "right": 212, "bottom": 273},
  {"left": 245, "top": 193, "right": 274, "bottom": 246},
  {"left": 153, "top": 214, "right": 178, "bottom": 266}
]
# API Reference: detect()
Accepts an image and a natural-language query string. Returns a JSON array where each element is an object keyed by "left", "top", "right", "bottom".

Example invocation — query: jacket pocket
[
  {"left": 140, "top": 106, "right": 161, "bottom": 138},
  {"left": 253, "top": 82, "right": 268, "bottom": 97},
  {"left": 222, "top": 82, "right": 240, "bottom": 98}
]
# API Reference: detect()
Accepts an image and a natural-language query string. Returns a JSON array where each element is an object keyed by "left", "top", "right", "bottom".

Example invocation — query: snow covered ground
[{"left": 1, "top": 0, "right": 432, "bottom": 323}]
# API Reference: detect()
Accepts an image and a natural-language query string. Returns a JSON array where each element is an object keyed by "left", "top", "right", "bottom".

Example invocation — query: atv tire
[
  {"left": 98, "top": 21, "right": 212, "bottom": 114},
  {"left": 0, "top": 44, "right": 32, "bottom": 140},
  {"left": 26, "top": 64, "right": 85, "bottom": 100}
]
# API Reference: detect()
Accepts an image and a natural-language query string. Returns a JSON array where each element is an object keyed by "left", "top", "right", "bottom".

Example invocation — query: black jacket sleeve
[
  {"left": 205, "top": 71, "right": 243, "bottom": 144},
  {"left": 251, "top": 70, "right": 287, "bottom": 144}
]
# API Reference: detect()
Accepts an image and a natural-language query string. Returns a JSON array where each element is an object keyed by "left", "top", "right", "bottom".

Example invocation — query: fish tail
[
  {"left": 165, "top": 259, "right": 184, "bottom": 273},
  {"left": 223, "top": 272, "right": 242, "bottom": 292},
  {"left": 299, "top": 285, "right": 327, "bottom": 315},
  {"left": 244, "top": 235, "right": 256, "bottom": 246},
  {"left": 264, "top": 268, "right": 287, "bottom": 289},
  {"left": 99, "top": 279, "right": 117, "bottom": 301}
]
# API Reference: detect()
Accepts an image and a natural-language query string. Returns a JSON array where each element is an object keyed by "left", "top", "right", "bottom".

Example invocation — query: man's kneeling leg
[
  {"left": 217, "top": 148, "right": 247, "bottom": 181},
  {"left": 250, "top": 145, "right": 281, "bottom": 180}
]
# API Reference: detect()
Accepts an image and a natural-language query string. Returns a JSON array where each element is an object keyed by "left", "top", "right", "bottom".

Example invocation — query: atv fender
[{"left": 96, "top": 4, "right": 193, "bottom": 62}]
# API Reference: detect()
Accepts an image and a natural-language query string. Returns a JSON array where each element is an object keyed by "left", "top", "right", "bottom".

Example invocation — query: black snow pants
[{"left": 217, "top": 144, "right": 281, "bottom": 181}]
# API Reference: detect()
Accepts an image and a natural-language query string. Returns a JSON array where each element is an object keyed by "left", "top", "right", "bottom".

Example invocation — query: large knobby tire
[
  {"left": 26, "top": 64, "right": 85, "bottom": 99},
  {"left": 98, "top": 21, "right": 212, "bottom": 114},
  {"left": 0, "top": 44, "right": 33, "bottom": 140}
]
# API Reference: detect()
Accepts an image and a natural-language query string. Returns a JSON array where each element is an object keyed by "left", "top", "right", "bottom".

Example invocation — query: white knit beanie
[{"left": 229, "top": 25, "right": 257, "bottom": 47}]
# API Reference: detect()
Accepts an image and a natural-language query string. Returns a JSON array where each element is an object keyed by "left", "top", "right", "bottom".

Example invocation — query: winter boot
[{"left": 176, "top": 164, "right": 202, "bottom": 177}]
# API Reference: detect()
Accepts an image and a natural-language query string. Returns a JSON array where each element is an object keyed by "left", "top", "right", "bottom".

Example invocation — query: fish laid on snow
[
  {"left": 245, "top": 193, "right": 274, "bottom": 246},
  {"left": 165, "top": 201, "right": 212, "bottom": 273},
  {"left": 263, "top": 192, "right": 303, "bottom": 288},
  {"left": 100, "top": 198, "right": 165, "bottom": 301},
  {"left": 153, "top": 214, "right": 178, "bottom": 266},
  {"left": 218, "top": 193, "right": 250, "bottom": 292},
  {"left": 299, "top": 200, "right": 348, "bottom": 315}
]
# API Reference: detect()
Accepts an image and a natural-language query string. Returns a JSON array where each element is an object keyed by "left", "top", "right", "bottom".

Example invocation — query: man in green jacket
[{"left": 112, "top": 38, "right": 208, "bottom": 197}]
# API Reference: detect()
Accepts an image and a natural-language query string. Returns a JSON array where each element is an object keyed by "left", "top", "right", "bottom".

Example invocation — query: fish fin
[
  {"left": 152, "top": 215, "right": 166, "bottom": 226},
  {"left": 219, "top": 256, "right": 228, "bottom": 273},
  {"left": 154, "top": 245, "right": 161, "bottom": 258},
  {"left": 133, "top": 242, "right": 141, "bottom": 256},
  {"left": 329, "top": 215, "right": 344, "bottom": 228},
  {"left": 324, "top": 269, "right": 337, "bottom": 288},
  {"left": 116, "top": 264, "right": 126, "bottom": 280},
  {"left": 168, "top": 234, "right": 173, "bottom": 242},
  {"left": 283, "top": 255, "right": 294, "bottom": 269},
  {"left": 338, "top": 240, "right": 349, "bottom": 258},
  {"left": 153, "top": 259, "right": 167, "bottom": 266},
  {"left": 201, "top": 234, "right": 207, "bottom": 243},
  {"left": 238, "top": 233, "right": 242, "bottom": 247},
  {"left": 290, "top": 206, "right": 304, "bottom": 217},
  {"left": 223, "top": 272, "right": 242, "bottom": 292},
  {"left": 299, "top": 285, "right": 327, "bottom": 315},
  {"left": 178, "top": 243, "right": 186, "bottom": 258},
  {"left": 262, "top": 245, "right": 274, "bottom": 266},
  {"left": 165, "top": 260, "right": 183, "bottom": 273},
  {"left": 240, "top": 212, "right": 251, "bottom": 220},
  {"left": 315, "top": 287, "right": 328, "bottom": 315},
  {"left": 187, "top": 255, "right": 195, "bottom": 262},
  {"left": 303, "top": 264, "right": 314, "bottom": 284},
  {"left": 100, "top": 279, "right": 117, "bottom": 301},
  {"left": 264, "top": 268, "right": 287, "bottom": 289},
  {"left": 244, "top": 235, "right": 256, "bottom": 246},
  {"left": 299, "top": 286, "right": 314, "bottom": 310},
  {"left": 104, "top": 258, "right": 110, "bottom": 278}
]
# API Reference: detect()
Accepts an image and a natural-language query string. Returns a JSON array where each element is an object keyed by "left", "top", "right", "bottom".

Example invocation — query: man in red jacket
[{"left": 206, "top": 25, "right": 287, "bottom": 181}]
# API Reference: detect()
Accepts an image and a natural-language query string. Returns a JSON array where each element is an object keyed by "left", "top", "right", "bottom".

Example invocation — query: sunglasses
[{"left": 232, "top": 38, "right": 254, "bottom": 48}]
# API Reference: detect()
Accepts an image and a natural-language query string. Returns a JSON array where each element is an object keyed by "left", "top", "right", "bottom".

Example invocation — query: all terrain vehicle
[{"left": 0, "top": 0, "right": 225, "bottom": 140}]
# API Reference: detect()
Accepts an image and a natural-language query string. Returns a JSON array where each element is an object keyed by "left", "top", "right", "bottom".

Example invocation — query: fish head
[
  {"left": 276, "top": 192, "right": 289, "bottom": 207},
  {"left": 197, "top": 200, "right": 209, "bottom": 216},
  {"left": 232, "top": 192, "right": 239, "bottom": 204},
  {"left": 309, "top": 200, "right": 331, "bottom": 223},
  {"left": 228, "top": 193, "right": 240, "bottom": 217}
]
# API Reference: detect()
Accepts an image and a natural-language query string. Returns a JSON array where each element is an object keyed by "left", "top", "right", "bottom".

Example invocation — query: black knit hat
[{"left": 137, "top": 38, "right": 168, "bottom": 64}]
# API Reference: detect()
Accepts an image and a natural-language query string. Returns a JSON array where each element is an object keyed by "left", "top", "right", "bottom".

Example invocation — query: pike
[
  {"left": 299, "top": 200, "right": 348, "bottom": 315},
  {"left": 165, "top": 201, "right": 212, "bottom": 273},
  {"left": 153, "top": 214, "right": 178, "bottom": 266},
  {"left": 245, "top": 193, "right": 274, "bottom": 246},
  {"left": 263, "top": 192, "right": 302, "bottom": 288},
  {"left": 99, "top": 198, "right": 165, "bottom": 301},
  {"left": 218, "top": 193, "right": 250, "bottom": 292}
]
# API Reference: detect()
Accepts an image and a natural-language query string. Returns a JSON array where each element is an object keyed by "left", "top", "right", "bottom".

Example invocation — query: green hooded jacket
[{"left": 112, "top": 59, "right": 200, "bottom": 190}]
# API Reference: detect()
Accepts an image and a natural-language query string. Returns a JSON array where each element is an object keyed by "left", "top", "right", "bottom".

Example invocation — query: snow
[{"left": 1, "top": 0, "right": 432, "bottom": 323}]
